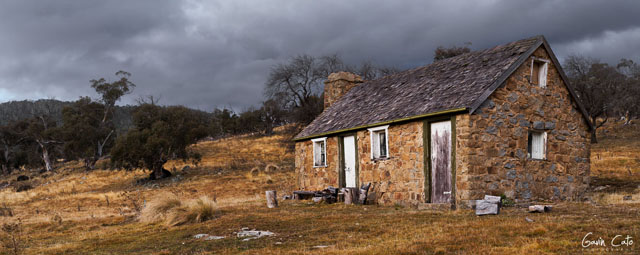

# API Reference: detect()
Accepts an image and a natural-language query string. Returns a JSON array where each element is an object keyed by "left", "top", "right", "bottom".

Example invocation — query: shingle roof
[{"left": 295, "top": 35, "right": 590, "bottom": 140}]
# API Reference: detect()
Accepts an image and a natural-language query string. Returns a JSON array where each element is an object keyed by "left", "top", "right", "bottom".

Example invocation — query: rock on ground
[{"left": 475, "top": 200, "right": 499, "bottom": 215}]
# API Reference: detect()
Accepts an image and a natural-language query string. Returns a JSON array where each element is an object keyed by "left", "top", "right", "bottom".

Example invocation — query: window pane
[
  {"left": 320, "top": 141, "right": 325, "bottom": 165},
  {"left": 531, "top": 133, "right": 544, "bottom": 159},
  {"left": 379, "top": 132, "right": 387, "bottom": 157},
  {"left": 314, "top": 141, "right": 326, "bottom": 166},
  {"left": 527, "top": 132, "right": 533, "bottom": 158}
]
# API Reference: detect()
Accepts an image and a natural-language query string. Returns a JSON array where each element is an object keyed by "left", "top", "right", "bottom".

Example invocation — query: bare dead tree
[
  {"left": 616, "top": 59, "right": 640, "bottom": 125},
  {"left": 265, "top": 54, "right": 401, "bottom": 124},
  {"left": 564, "top": 55, "right": 628, "bottom": 143}
]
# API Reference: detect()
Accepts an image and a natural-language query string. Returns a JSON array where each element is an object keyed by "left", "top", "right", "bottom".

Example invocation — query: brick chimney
[{"left": 323, "top": 72, "right": 363, "bottom": 109}]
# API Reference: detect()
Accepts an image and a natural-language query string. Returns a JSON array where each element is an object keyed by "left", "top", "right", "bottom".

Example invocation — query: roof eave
[{"left": 293, "top": 107, "right": 468, "bottom": 141}]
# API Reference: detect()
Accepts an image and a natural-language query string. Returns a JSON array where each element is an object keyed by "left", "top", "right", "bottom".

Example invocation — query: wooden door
[
  {"left": 343, "top": 136, "right": 357, "bottom": 188},
  {"left": 430, "top": 121, "right": 452, "bottom": 203}
]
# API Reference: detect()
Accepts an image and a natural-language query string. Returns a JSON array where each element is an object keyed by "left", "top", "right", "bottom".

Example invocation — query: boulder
[
  {"left": 17, "top": 175, "right": 29, "bottom": 182},
  {"left": 484, "top": 195, "right": 502, "bottom": 205},
  {"left": 475, "top": 200, "right": 499, "bottom": 215}
]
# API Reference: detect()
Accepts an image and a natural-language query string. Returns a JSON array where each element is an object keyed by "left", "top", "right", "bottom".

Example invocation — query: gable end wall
[{"left": 455, "top": 46, "right": 591, "bottom": 206}]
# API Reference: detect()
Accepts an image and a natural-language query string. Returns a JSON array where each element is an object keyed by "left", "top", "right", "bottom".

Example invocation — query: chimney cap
[{"left": 325, "top": 72, "right": 363, "bottom": 84}]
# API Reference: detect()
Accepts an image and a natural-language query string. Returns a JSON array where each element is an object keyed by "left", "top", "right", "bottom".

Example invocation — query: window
[
  {"left": 312, "top": 137, "right": 327, "bottom": 167},
  {"left": 531, "top": 58, "right": 548, "bottom": 87},
  {"left": 527, "top": 131, "right": 547, "bottom": 159},
  {"left": 368, "top": 125, "right": 389, "bottom": 159}
]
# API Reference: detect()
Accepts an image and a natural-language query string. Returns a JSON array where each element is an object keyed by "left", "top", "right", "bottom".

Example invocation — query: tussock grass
[
  {"left": 165, "top": 196, "right": 217, "bottom": 227},
  {"left": 139, "top": 193, "right": 182, "bottom": 223},
  {"left": 140, "top": 193, "right": 217, "bottom": 227}
]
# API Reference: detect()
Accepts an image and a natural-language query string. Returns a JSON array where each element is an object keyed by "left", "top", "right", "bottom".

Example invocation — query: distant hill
[{"left": 0, "top": 99, "right": 135, "bottom": 133}]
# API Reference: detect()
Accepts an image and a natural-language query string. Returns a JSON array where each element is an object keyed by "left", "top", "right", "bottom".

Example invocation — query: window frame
[
  {"left": 368, "top": 125, "right": 389, "bottom": 160},
  {"left": 530, "top": 57, "right": 549, "bottom": 88},
  {"left": 527, "top": 131, "right": 547, "bottom": 160},
  {"left": 311, "top": 137, "right": 327, "bottom": 167}
]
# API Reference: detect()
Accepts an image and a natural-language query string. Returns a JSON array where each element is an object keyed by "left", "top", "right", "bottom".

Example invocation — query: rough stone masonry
[{"left": 295, "top": 40, "right": 590, "bottom": 208}]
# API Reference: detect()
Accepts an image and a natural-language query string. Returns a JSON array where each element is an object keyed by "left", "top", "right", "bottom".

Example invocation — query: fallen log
[{"left": 528, "top": 205, "right": 552, "bottom": 213}]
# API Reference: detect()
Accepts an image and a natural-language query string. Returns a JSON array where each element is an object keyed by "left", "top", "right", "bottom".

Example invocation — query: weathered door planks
[{"left": 430, "top": 121, "right": 452, "bottom": 203}]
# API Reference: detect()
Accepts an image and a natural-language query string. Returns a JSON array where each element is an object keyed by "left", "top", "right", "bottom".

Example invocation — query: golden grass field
[{"left": 1, "top": 123, "right": 639, "bottom": 254}]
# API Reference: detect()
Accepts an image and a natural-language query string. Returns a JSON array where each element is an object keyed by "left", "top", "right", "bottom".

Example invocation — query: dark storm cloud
[{"left": 1, "top": 0, "right": 639, "bottom": 109}]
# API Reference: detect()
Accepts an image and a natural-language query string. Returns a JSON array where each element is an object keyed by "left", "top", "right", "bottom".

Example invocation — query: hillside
[
  {"left": 0, "top": 123, "right": 639, "bottom": 254},
  {"left": 0, "top": 99, "right": 136, "bottom": 133}
]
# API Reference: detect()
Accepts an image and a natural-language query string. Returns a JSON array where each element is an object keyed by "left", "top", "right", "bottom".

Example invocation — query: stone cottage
[{"left": 293, "top": 35, "right": 592, "bottom": 208}]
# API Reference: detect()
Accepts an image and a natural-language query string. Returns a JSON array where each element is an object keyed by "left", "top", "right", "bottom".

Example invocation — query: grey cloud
[{"left": 0, "top": 0, "right": 639, "bottom": 109}]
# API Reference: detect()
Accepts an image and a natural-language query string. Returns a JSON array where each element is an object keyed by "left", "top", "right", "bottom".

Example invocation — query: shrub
[
  {"left": 15, "top": 183, "right": 32, "bottom": 192},
  {"left": 1, "top": 219, "right": 24, "bottom": 255}
]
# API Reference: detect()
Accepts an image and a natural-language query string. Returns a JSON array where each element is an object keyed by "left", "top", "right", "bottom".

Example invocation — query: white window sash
[
  {"left": 368, "top": 125, "right": 389, "bottom": 159},
  {"left": 539, "top": 62, "right": 548, "bottom": 87},
  {"left": 311, "top": 137, "right": 327, "bottom": 167},
  {"left": 531, "top": 58, "right": 550, "bottom": 88},
  {"left": 531, "top": 132, "right": 547, "bottom": 159}
]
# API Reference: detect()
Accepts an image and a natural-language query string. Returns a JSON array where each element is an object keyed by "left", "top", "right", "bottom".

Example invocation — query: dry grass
[
  {"left": 141, "top": 193, "right": 218, "bottom": 227},
  {"left": 165, "top": 196, "right": 217, "bottom": 227},
  {"left": 0, "top": 124, "right": 639, "bottom": 254},
  {"left": 139, "top": 193, "right": 182, "bottom": 224}
]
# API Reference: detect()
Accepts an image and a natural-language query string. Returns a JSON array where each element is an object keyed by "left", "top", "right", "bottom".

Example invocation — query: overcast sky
[{"left": 1, "top": 0, "right": 639, "bottom": 110}]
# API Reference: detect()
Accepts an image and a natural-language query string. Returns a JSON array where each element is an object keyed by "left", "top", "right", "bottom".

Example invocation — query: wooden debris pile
[{"left": 292, "top": 183, "right": 372, "bottom": 205}]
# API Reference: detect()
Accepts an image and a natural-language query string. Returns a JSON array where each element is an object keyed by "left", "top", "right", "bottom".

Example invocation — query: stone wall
[
  {"left": 356, "top": 122, "right": 425, "bottom": 206},
  {"left": 455, "top": 46, "right": 591, "bottom": 206},
  {"left": 295, "top": 121, "right": 426, "bottom": 206},
  {"left": 295, "top": 136, "right": 340, "bottom": 191}
]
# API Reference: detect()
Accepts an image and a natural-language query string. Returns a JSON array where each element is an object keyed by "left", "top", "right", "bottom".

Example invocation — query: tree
[
  {"left": 265, "top": 55, "right": 336, "bottom": 111},
  {"left": 110, "top": 104, "right": 208, "bottom": 180},
  {"left": 564, "top": 55, "right": 627, "bottom": 143},
  {"left": 616, "top": 59, "right": 640, "bottom": 124},
  {"left": 356, "top": 61, "right": 401, "bottom": 81},
  {"left": 259, "top": 99, "right": 286, "bottom": 135},
  {"left": 210, "top": 108, "right": 239, "bottom": 138},
  {"left": 265, "top": 54, "right": 400, "bottom": 125},
  {"left": 0, "top": 122, "right": 27, "bottom": 174},
  {"left": 21, "top": 116, "right": 62, "bottom": 171},
  {"left": 434, "top": 43, "right": 472, "bottom": 61},
  {"left": 60, "top": 97, "right": 111, "bottom": 170},
  {"left": 90, "top": 71, "right": 136, "bottom": 159}
]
